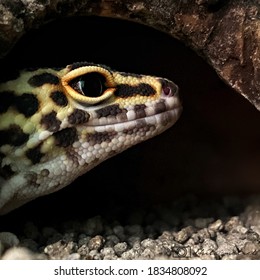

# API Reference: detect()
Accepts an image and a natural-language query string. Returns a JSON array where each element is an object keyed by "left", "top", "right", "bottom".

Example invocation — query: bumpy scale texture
[{"left": 0, "top": 62, "right": 182, "bottom": 214}]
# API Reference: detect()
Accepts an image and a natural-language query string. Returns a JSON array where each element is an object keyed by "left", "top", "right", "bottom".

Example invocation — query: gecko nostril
[
  {"left": 163, "top": 85, "right": 171, "bottom": 96},
  {"left": 161, "top": 79, "right": 179, "bottom": 97}
]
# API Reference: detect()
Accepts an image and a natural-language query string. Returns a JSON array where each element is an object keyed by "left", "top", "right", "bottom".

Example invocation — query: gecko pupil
[{"left": 75, "top": 72, "right": 106, "bottom": 97}]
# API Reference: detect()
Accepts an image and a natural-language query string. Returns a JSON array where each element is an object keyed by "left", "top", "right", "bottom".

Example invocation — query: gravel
[{"left": 0, "top": 195, "right": 259, "bottom": 260}]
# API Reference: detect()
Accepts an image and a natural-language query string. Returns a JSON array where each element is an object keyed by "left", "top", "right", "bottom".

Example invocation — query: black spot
[
  {"left": 0, "top": 164, "right": 15, "bottom": 179},
  {"left": 41, "top": 111, "right": 61, "bottom": 132},
  {"left": 96, "top": 104, "right": 123, "bottom": 118},
  {"left": 50, "top": 91, "right": 68, "bottom": 107},
  {"left": 54, "top": 127, "right": 78, "bottom": 147},
  {"left": 0, "top": 91, "right": 16, "bottom": 114},
  {"left": 87, "top": 131, "right": 117, "bottom": 145},
  {"left": 68, "top": 109, "right": 90, "bottom": 125},
  {"left": 134, "top": 104, "right": 147, "bottom": 119},
  {"left": 26, "top": 144, "right": 44, "bottom": 164},
  {"left": 115, "top": 83, "right": 156, "bottom": 98},
  {"left": 0, "top": 125, "right": 29, "bottom": 146},
  {"left": 155, "top": 101, "right": 166, "bottom": 114},
  {"left": 16, "top": 93, "right": 39, "bottom": 117},
  {"left": 0, "top": 152, "right": 15, "bottom": 179},
  {"left": 0, "top": 91, "right": 39, "bottom": 117},
  {"left": 28, "top": 73, "right": 59, "bottom": 87}
]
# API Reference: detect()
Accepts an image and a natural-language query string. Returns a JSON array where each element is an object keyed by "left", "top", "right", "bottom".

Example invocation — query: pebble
[
  {"left": 88, "top": 235, "right": 104, "bottom": 250},
  {"left": 242, "top": 241, "right": 259, "bottom": 255},
  {"left": 216, "top": 233, "right": 238, "bottom": 256},
  {"left": 114, "top": 242, "right": 128, "bottom": 256},
  {"left": 224, "top": 216, "right": 241, "bottom": 231},
  {"left": 67, "top": 253, "right": 81, "bottom": 260},
  {"left": 208, "top": 219, "right": 223, "bottom": 232},
  {"left": 174, "top": 226, "right": 194, "bottom": 243}
]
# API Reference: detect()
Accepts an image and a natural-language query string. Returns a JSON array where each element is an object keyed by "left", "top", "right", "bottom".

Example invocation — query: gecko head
[{"left": 0, "top": 62, "right": 182, "bottom": 214}]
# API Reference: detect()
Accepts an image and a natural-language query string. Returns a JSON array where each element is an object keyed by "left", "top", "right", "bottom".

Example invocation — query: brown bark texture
[{"left": 0, "top": 0, "right": 259, "bottom": 109}]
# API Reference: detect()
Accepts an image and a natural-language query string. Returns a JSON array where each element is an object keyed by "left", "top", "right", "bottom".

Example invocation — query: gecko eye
[
  {"left": 69, "top": 72, "right": 107, "bottom": 98},
  {"left": 62, "top": 65, "right": 116, "bottom": 104}
]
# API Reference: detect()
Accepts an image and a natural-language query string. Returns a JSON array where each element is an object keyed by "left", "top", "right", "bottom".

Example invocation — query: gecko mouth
[
  {"left": 88, "top": 94, "right": 182, "bottom": 136},
  {"left": 91, "top": 106, "right": 182, "bottom": 135}
]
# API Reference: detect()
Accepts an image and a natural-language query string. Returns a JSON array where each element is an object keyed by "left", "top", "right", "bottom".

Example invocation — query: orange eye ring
[{"left": 61, "top": 66, "right": 116, "bottom": 104}]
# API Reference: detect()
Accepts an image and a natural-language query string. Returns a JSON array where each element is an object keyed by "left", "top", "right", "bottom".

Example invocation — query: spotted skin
[{"left": 0, "top": 62, "right": 182, "bottom": 214}]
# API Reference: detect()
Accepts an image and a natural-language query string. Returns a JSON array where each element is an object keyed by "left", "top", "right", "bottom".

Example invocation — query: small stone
[
  {"left": 88, "top": 249, "right": 101, "bottom": 260},
  {"left": 216, "top": 233, "right": 238, "bottom": 256},
  {"left": 121, "top": 248, "right": 139, "bottom": 260},
  {"left": 174, "top": 226, "right": 194, "bottom": 243},
  {"left": 114, "top": 242, "right": 128, "bottom": 256},
  {"left": 222, "top": 254, "right": 238, "bottom": 260},
  {"left": 192, "top": 228, "right": 211, "bottom": 244},
  {"left": 100, "top": 247, "right": 116, "bottom": 259},
  {"left": 67, "top": 253, "right": 80, "bottom": 260},
  {"left": 44, "top": 240, "right": 77, "bottom": 259},
  {"left": 224, "top": 216, "right": 240, "bottom": 231},
  {"left": 141, "top": 248, "right": 155, "bottom": 259},
  {"left": 201, "top": 238, "right": 217, "bottom": 256},
  {"left": 132, "top": 240, "right": 142, "bottom": 254},
  {"left": 88, "top": 235, "right": 104, "bottom": 250},
  {"left": 141, "top": 238, "right": 156, "bottom": 249},
  {"left": 250, "top": 226, "right": 260, "bottom": 236},
  {"left": 230, "top": 225, "right": 248, "bottom": 234},
  {"left": 242, "top": 241, "right": 259, "bottom": 255},
  {"left": 77, "top": 244, "right": 89, "bottom": 256},
  {"left": 247, "top": 230, "right": 260, "bottom": 241},
  {"left": 159, "top": 231, "right": 174, "bottom": 241},
  {"left": 208, "top": 219, "right": 223, "bottom": 231}
]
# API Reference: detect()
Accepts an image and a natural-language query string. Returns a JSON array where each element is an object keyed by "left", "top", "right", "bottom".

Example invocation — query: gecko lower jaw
[{"left": 87, "top": 106, "right": 182, "bottom": 135}]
